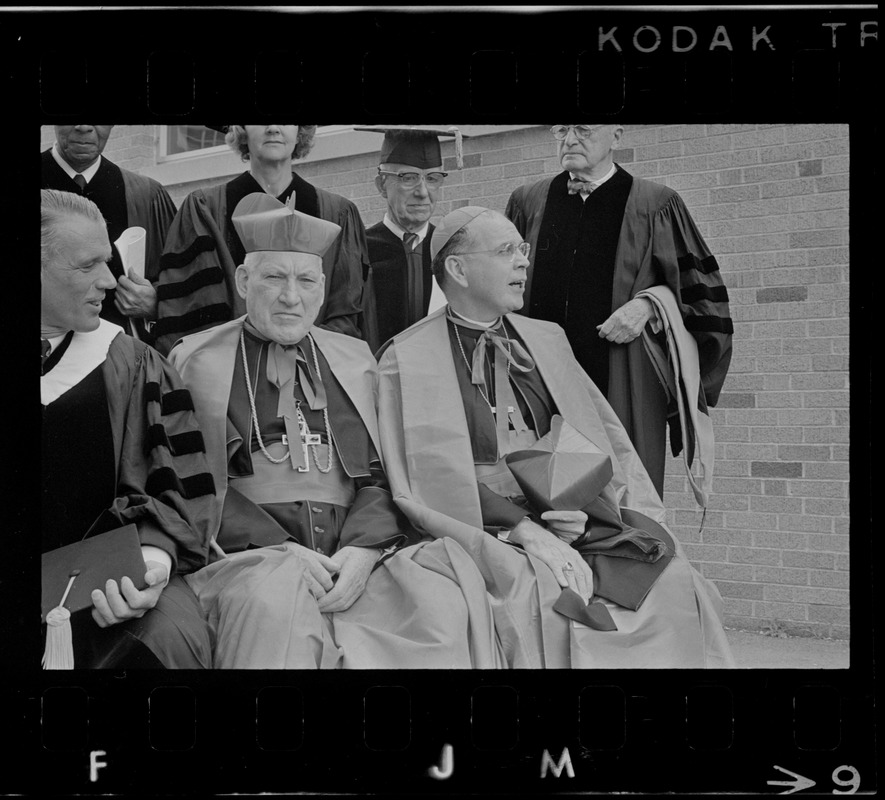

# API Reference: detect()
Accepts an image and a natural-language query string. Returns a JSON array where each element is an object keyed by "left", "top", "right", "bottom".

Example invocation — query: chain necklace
[
  {"left": 452, "top": 321, "right": 512, "bottom": 417},
  {"left": 239, "top": 329, "right": 334, "bottom": 473}
]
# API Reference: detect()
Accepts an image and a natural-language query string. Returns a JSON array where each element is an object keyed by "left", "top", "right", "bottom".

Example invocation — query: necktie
[
  {"left": 41, "top": 339, "right": 51, "bottom": 374},
  {"left": 72, "top": 174, "right": 87, "bottom": 193},
  {"left": 449, "top": 312, "right": 536, "bottom": 458},
  {"left": 402, "top": 232, "right": 425, "bottom": 327},
  {"left": 567, "top": 179, "right": 596, "bottom": 195}
]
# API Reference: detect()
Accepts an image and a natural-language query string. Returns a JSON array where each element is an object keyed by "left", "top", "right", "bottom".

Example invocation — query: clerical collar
[
  {"left": 568, "top": 162, "right": 617, "bottom": 190},
  {"left": 51, "top": 143, "right": 102, "bottom": 184},
  {"left": 383, "top": 212, "right": 430, "bottom": 245},
  {"left": 447, "top": 306, "right": 501, "bottom": 329}
]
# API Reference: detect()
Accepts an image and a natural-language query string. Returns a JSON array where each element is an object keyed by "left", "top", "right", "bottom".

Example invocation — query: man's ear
[
  {"left": 234, "top": 264, "right": 249, "bottom": 300},
  {"left": 610, "top": 125, "right": 625, "bottom": 151},
  {"left": 444, "top": 254, "right": 469, "bottom": 289},
  {"left": 374, "top": 174, "right": 388, "bottom": 198}
]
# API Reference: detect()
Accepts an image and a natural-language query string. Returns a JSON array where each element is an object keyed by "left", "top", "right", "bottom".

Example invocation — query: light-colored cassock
[
  {"left": 170, "top": 317, "right": 503, "bottom": 668},
  {"left": 377, "top": 309, "right": 735, "bottom": 668}
]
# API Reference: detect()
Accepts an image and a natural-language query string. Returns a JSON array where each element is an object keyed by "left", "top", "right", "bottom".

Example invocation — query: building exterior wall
[{"left": 40, "top": 123, "right": 851, "bottom": 639}]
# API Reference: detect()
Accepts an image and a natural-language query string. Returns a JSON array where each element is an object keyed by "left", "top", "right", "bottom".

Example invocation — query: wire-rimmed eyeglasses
[
  {"left": 457, "top": 241, "right": 531, "bottom": 262},
  {"left": 550, "top": 125, "right": 607, "bottom": 141}
]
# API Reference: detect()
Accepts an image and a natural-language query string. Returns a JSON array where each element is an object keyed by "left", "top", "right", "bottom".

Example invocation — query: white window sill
[{"left": 141, "top": 124, "right": 537, "bottom": 188}]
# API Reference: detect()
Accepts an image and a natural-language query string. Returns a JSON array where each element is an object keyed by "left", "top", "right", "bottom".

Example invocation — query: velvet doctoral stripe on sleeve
[
  {"left": 103, "top": 334, "right": 215, "bottom": 575},
  {"left": 153, "top": 188, "right": 238, "bottom": 356},
  {"left": 650, "top": 192, "right": 733, "bottom": 407},
  {"left": 121, "top": 168, "right": 178, "bottom": 284}
]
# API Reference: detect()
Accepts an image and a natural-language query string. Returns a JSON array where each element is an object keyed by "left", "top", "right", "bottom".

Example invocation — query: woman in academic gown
[{"left": 153, "top": 125, "right": 369, "bottom": 355}]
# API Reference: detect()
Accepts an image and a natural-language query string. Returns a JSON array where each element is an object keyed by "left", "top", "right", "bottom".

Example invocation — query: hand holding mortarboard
[{"left": 505, "top": 415, "right": 614, "bottom": 515}]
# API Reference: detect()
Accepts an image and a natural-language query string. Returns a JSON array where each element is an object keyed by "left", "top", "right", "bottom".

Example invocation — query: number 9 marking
[{"left": 832, "top": 765, "right": 859, "bottom": 794}]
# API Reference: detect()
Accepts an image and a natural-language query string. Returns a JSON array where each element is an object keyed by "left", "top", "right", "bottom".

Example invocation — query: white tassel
[
  {"left": 42, "top": 607, "right": 74, "bottom": 669},
  {"left": 449, "top": 126, "right": 464, "bottom": 169},
  {"left": 42, "top": 572, "right": 78, "bottom": 670}
]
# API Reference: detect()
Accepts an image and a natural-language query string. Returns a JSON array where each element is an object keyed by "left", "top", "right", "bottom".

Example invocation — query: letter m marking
[{"left": 540, "top": 747, "right": 575, "bottom": 778}]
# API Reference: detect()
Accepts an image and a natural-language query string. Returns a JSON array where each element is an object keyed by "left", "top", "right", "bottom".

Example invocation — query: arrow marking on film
[{"left": 767, "top": 765, "right": 817, "bottom": 794}]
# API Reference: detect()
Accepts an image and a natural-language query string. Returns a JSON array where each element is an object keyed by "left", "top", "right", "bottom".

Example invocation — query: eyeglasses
[
  {"left": 550, "top": 125, "right": 607, "bottom": 141},
  {"left": 378, "top": 170, "right": 448, "bottom": 188},
  {"left": 458, "top": 241, "right": 531, "bottom": 262}
]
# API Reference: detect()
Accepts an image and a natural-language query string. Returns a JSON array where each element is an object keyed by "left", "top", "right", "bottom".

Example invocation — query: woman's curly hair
[{"left": 225, "top": 125, "right": 318, "bottom": 162}]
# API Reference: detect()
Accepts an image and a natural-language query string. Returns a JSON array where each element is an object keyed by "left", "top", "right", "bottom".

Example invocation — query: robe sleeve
[
  {"left": 317, "top": 198, "right": 369, "bottom": 340},
  {"left": 338, "top": 456, "right": 423, "bottom": 550},
  {"left": 144, "top": 184, "right": 178, "bottom": 283},
  {"left": 505, "top": 187, "right": 528, "bottom": 238},
  {"left": 106, "top": 341, "right": 216, "bottom": 575},
  {"left": 478, "top": 484, "right": 531, "bottom": 530},
  {"left": 153, "top": 191, "right": 238, "bottom": 356},
  {"left": 651, "top": 194, "right": 733, "bottom": 407}
]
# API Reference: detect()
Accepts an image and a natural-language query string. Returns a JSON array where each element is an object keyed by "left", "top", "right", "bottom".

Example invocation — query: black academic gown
[{"left": 362, "top": 221, "right": 435, "bottom": 354}]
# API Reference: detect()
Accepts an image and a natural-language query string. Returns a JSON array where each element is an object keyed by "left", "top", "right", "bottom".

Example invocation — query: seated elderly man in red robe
[
  {"left": 376, "top": 206, "right": 735, "bottom": 668},
  {"left": 169, "top": 193, "right": 502, "bottom": 669},
  {"left": 41, "top": 189, "right": 215, "bottom": 669}
]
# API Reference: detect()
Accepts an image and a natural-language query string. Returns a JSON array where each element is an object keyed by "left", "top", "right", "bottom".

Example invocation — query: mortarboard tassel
[
  {"left": 42, "top": 570, "right": 79, "bottom": 670},
  {"left": 449, "top": 126, "right": 464, "bottom": 170}
]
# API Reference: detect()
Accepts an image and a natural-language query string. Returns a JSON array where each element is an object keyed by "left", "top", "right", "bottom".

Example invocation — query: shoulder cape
[{"left": 169, "top": 317, "right": 380, "bottom": 546}]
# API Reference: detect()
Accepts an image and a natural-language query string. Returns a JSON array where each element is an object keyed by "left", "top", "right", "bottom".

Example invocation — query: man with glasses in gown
[
  {"left": 356, "top": 126, "right": 466, "bottom": 353},
  {"left": 506, "top": 125, "right": 733, "bottom": 498}
]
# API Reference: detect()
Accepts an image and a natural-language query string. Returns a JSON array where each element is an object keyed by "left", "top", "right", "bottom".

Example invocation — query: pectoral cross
[{"left": 283, "top": 402, "right": 322, "bottom": 472}]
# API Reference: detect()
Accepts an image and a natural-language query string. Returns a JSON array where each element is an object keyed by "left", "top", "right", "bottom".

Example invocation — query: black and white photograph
[{"left": 7, "top": 3, "right": 877, "bottom": 796}]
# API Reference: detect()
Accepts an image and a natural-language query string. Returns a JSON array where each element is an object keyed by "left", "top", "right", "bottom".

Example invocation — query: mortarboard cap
[
  {"left": 232, "top": 193, "right": 341, "bottom": 257},
  {"left": 42, "top": 524, "right": 148, "bottom": 623},
  {"left": 429, "top": 205, "right": 494, "bottom": 261},
  {"left": 505, "top": 415, "right": 615, "bottom": 513},
  {"left": 354, "top": 125, "right": 469, "bottom": 170}
]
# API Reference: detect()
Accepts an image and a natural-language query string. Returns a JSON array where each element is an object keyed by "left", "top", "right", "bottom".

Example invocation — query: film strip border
[
  {"left": 7, "top": 8, "right": 877, "bottom": 120},
  {"left": 5, "top": 675, "right": 875, "bottom": 794}
]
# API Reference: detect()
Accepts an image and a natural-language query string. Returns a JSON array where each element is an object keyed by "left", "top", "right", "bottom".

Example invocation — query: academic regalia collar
[{"left": 228, "top": 170, "right": 319, "bottom": 217}]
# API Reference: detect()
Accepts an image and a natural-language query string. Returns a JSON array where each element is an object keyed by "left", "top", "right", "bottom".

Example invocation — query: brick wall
[{"left": 40, "top": 124, "right": 851, "bottom": 639}]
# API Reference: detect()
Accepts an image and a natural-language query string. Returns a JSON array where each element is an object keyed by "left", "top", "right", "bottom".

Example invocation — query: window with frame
[{"left": 160, "top": 126, "right": 228, "bottom": 160}]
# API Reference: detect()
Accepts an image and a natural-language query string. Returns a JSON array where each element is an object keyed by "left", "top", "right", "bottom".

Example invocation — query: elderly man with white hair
[{"left": 169, "top": 193, "right": 503, "bottom": 669}]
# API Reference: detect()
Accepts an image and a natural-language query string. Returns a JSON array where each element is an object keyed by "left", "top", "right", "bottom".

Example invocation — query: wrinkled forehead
[{"left": 247, "top": 250, "right": 323, "bottom": 275}]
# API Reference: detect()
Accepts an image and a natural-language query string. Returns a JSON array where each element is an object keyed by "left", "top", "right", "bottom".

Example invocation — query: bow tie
[
  {"left": 448, "top": 311, "right": 536, "bottom": 458},
  {"left": 467, "top": 327, "right": 536, "bottom": 387},
  {"left": 265, "top": 341, "right": 327, "bottom": 412},
  {"left": 567, "top": 179, "right": 597, "bottom": 195}
]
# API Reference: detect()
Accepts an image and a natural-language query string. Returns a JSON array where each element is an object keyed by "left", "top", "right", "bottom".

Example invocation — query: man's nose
[
  {"left": 563, "top": 127, "right": 580, "bottom": 145},
  {"left": 74, "top": 125, "right": 94, "bottom": 132},
  {"left": 412, "top": 176, "right": 431, "bottom": 195},
  {"left": 96, "top": 262, "right": 117, "bottom": 290},
  {"left": 279, "top": 279, "right": 303, "bottom": 305}
]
